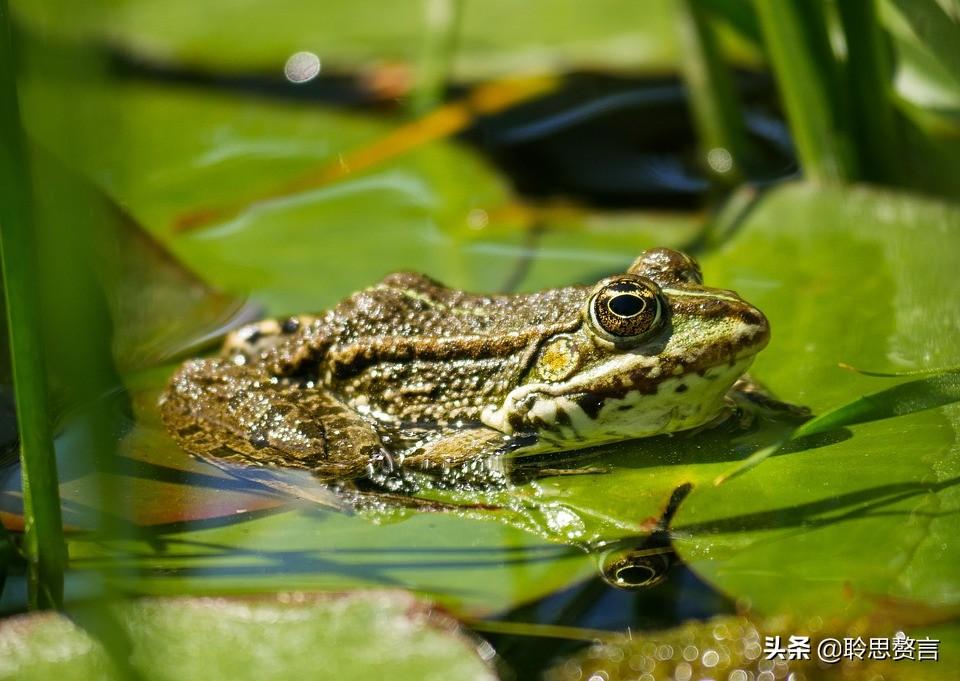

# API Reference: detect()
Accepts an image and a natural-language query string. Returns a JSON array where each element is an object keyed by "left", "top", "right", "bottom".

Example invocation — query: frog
[{"left": 159, "top": 248, "right": 777, "bottom": 487}]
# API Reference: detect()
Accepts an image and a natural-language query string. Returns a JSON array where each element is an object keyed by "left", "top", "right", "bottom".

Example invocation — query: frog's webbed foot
[
  {"left": 160, "top": 358, "right": 382, "bottom": 481},
  {"left": 683, "top": 374, "right": 810, "bottom": 438},
  {"left": 729, "top": 374, "right": 812, "bottom": 423},
  {"left": 403, "top": 429, "right": 611, "bottom": 486},
  {"left": 680, "top": 403, "right": 741, "bottom": 437}
]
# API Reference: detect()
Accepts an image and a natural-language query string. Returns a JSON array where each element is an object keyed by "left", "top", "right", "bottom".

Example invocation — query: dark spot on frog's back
[{"left": 675, "top": 384, "right": 688, "bottom": 393}]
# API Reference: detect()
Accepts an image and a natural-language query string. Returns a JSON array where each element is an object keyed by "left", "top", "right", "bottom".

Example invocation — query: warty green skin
[{"left": 159, "top": 248, "right": 770, "bottom": 481}]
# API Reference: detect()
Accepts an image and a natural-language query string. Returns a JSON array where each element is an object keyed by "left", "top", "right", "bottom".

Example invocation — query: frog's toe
[{"left": 728, "top": 374, "right": 811, "bottom": 423}]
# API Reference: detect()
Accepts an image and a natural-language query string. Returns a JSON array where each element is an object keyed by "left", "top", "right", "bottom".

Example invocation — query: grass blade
[
  {"left": 0, "top": 0, "right": 66, "bottom": 609},
  {"left": 676, "top": 0, "right": 754, "bottom": 186},
  {"left": 793, "top": 369, "right": 960, "bottom": 439},
  {"left": 888, "top": 0, "right": 960, "bottom": 91},
  {"left": 717, "top": 367, "right": 960, "bottom": 485},
  {"left": 410, "top": 0, "right": 464, "bottom": 114},
  {"left": 0, "top": 515, "right": 16, "bottom": 599},
  {"left": 836, "top": 0, "right": 904, "bottom": 184},
  {"left": 752, "top": 0, "right": 857, "bottom": 183}
]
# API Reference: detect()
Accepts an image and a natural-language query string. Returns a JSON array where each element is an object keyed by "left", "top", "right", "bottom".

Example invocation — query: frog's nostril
[
  {"left": 746, "top": 312, "right": 771, "bottom": 350},
  {"left": 739, "top": 307, "right": 768, "bottom": 330}
]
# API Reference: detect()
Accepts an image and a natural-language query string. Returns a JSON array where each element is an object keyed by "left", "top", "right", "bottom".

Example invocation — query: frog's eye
[{"left": 588, "top": 277, "right": 664, "bottom": 343}]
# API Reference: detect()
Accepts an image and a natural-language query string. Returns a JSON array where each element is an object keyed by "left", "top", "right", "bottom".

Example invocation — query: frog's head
[{"left": 481, "top": 248, "right": 770, "bottom": 449}]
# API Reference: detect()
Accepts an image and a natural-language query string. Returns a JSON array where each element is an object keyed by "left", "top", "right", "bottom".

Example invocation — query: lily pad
[
  {"left": 673, "top": 183, "right": 960, "bottom": 620},
  {"left": 20, "top": 80, "right": 507, "bottom": 311},
  {"left": 0, "top": 592, "right": 497, "bottom": 681},
  {"left": 20, "top": 78, "right": 698, "bottom": 313},
  {"left": 10, "top": 0, "right": 757, "bottom": 80},
  {"left": 66, "top": 505, "right": 597, "bottom": 617}
]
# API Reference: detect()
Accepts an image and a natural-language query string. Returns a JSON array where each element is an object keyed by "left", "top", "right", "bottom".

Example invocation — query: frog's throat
[{"left": 481, "top": 355, "right": 755, "bottom": 443}]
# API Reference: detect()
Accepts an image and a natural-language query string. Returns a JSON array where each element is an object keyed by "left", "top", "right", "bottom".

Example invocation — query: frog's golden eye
[{"left": 588, "top": 276, "right": 664, "bottom": 343}]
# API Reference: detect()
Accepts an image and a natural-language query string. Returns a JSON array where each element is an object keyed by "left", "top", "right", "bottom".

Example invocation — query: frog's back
[
  {"left": 307, "top": 272, "right": 586, "bottom": 426},
  {"left": 329, "top": 272, "right": 585, "bottom": 344}
]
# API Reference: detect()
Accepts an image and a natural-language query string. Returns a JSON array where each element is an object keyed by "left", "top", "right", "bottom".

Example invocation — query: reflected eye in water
[
  {"left": 597, "top": 482, "right": 689, "bottom": 590},
  {"left": 599, "top": 545, "right": 675, "bottom": 590}
]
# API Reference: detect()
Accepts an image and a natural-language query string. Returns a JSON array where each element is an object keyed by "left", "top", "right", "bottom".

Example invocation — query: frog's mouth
[
  {"left": 483, "top": 354, "right": 758, "bottom": 448},
  {"left": 482, "top": 297, "right": 770, "bottom": 443}
]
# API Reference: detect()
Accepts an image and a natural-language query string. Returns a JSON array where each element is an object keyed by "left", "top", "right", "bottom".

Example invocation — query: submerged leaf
[
  {"left": 0, "top": 592, "right": 497, "bottom": 681},
  {"left": 546, "top": 614, "right": 959, "bottom": 681}
]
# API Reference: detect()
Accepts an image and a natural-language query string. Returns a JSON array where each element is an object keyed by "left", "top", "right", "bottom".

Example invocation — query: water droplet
[
  {"left": 284, "top": 51, "right": 321, "bottom": 83},
  {"left": 467, "top": 208, "right": 489, "bottom": 230},
  {"left": 707, "top": 147, "right": 734, "bottom": 174}
]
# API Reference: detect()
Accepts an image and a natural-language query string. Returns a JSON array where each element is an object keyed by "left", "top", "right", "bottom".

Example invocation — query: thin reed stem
[{"left": 0, "top": 0, "right": 66, "bottom": 609}]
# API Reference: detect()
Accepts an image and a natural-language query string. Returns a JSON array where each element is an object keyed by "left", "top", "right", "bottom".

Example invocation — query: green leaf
[
  {"left": 10, "top": 0, "right": 683, "bottom": 79},
  {"left": 0, "top": 0, "right": 65, "bottom": 609},
  {"left": 881, "top": 0, "right": 960, "bottom": 141},
  {"left": 673, "top": 182, "right": 960, "bottom": 620},
  {"left": 19, "top": 77, "right": 698, "bottom": 312},
  {"left": 886, "top": 0, "right": 960, "bottom": 94},
  {"left": 68, "top": 506, "right": 596, "bottom": 617},
  {"left": 0, "top": 593, "right": 497, "bottom": 681},
  {"left": 751, "top": 0, "right": 857, "bottom": 183},
  {"left": 19, "top": 79, "right": 506, "bottom": 313}
]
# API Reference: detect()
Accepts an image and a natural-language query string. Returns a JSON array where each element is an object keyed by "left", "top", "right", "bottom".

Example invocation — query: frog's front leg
[
  {"left": 160, "top": 357, "right": 382, "bottom": 481},
  {"left": 728, "top": 374, "right": 811, "bottom": 423},
  {"left": 401, "top": 428, "right": 608, "bottom": 485},
  {"left": 402, "top": 428, "right": 518, "bottom": 470}
]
